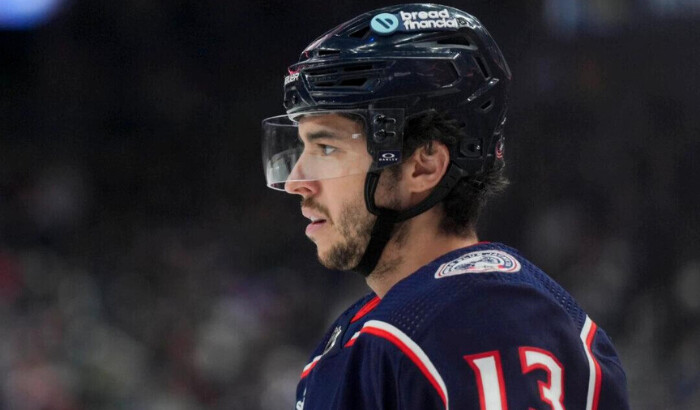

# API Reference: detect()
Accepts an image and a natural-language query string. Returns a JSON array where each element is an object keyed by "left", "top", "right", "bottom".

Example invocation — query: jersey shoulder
[
  {"left": 368, "top": 242, "right": 589, "bottom": 343},
  {"left": 349, "top": 243, "right": 628, "bottom": 409}
]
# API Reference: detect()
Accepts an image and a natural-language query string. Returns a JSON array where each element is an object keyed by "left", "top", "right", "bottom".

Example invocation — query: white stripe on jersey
[
  {"left": 580, "top": 315, "right": 602, "bottom": 410},
  {"left": 361, "top": 320, "right": 449, "bottom": 409}
]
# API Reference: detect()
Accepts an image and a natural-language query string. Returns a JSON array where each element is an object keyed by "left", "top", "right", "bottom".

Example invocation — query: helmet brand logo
[
  {"left": 377, "top": 150, "right": 401, "bottom": 167},
  {"left": 284, "top": 72, "right": 300, "bottom": 86},
  {"left": 370, "top": 13, "right": 399, "bottom": 35},
  {"left": 399, "top": 9, "right": 458, "bottom": 30}
]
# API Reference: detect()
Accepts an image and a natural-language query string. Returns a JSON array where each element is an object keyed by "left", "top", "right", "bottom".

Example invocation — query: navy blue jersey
[{"left": 295, "top": 242, "right": 629, "bottom": 409}]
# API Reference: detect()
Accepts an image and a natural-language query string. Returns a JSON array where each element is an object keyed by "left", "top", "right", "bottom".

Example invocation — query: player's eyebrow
[{"left": 305, "top": 130, "right": 342, "bottom": 142}]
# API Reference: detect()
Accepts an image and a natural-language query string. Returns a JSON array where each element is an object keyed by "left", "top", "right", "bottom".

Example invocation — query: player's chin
[
  {"left": 316, "top": 251, "right": 339, "bottom": 270},
  {"left": 314, "top": 244, "right": 340, "bottom": 270},
  {"left": 317, "top": 256, "right": 359, "bottom": 272},
  {"left": 314, "top": 241, "right": 335, "bottom": 261},
  {"left": 317, "top": 243, "right": 364, "bottom": 272}
]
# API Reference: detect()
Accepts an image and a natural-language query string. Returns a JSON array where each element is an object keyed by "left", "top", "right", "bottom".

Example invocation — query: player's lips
[
  {"left": 305, "top": 219, "right": 327, "bottom": 235},
  {"left": 302, "top": 207, "right": 328, "bottom": 236}
]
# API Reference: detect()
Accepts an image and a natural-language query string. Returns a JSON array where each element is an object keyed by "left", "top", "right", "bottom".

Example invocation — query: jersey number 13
[{"left": 464, "top": 347, "right": 566, "bottom": 410}]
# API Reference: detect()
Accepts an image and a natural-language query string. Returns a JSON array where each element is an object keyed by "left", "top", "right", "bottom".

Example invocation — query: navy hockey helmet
[
  {"left": 263, "top": 3, "right": 511, "bottom": 189},
  {"left": 262, "top": 4, "right": 511, "bottom": 275}
]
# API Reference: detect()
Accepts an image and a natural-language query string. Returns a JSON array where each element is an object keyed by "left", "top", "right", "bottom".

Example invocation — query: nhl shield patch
[{"left": 435, "top": 250, "right": 522, "bottom": 278}]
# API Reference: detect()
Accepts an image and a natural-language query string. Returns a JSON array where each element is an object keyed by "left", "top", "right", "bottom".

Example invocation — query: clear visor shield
[{"left": 262, "top": 110, "right": 403, "bottom": 190}]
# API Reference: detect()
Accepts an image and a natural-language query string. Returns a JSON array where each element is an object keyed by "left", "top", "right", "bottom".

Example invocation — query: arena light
[{"left": 0, "top": 0, "right": 66, "bottom": 29}]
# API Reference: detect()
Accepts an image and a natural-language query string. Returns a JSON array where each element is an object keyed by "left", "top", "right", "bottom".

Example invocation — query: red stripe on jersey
[
  {"left": 585, "top": 320, "right": 602, "bottom": 410},
  {"left": 300, "top": 355, "right": 321, "bottom": 379},
  {"left": 361, "top": 326, "right": 448, "bottom": 408},
  {"left": 345, "top": 332, "right": 360, "bottom": 348},
  {"left": 350, "top": 296, "right": 381, "bottom": 323}
]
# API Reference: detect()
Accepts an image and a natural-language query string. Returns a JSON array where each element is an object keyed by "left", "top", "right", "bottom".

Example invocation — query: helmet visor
[{"left": 262, "top": 111, "right": 374, "bottom": 190}]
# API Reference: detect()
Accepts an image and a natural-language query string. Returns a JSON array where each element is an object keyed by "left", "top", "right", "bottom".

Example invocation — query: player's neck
[{"left": 365, "top": 209, "right": 478, "bottom": 298}]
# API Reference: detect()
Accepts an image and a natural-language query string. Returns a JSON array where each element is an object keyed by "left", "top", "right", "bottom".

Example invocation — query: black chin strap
[{"left": 352, "top": 164, "right": 465, "bottom": 277}]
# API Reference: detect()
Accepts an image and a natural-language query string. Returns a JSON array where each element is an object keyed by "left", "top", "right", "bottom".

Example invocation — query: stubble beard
[
  {"left": 320, "top": 186, "right": 405, "bottom": 273},
  {"left": 321, "top": 196, "right": 376, "bottom": 271},
  {"left": 306, "top": 169, "right": 404, "bottom": 272}
]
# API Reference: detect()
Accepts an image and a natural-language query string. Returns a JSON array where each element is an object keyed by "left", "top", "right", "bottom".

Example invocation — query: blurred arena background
[{"left": 1, "top": 0, "right": 699, "bottom": 408}]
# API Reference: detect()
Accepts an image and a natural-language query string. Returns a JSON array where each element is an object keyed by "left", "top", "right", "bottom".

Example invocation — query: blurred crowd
[{"left": 1, "top": 1, "right": 699, "bottom": 409}]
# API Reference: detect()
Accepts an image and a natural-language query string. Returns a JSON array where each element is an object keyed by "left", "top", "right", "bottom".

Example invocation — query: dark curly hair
[{"left": 401, "top": 110, "right": 509, "bottom": 236}]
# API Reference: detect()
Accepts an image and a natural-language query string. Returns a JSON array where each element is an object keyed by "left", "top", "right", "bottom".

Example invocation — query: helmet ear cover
[{"left": 365, "top": 108, "right": 406, "bottom": 171}]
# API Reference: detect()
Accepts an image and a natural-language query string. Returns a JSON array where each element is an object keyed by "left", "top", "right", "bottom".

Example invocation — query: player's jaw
[{"left": 302, "top": 196, "right": 375, "bottom": 271}]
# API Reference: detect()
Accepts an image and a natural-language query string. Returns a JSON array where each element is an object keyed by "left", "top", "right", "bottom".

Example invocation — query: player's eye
[{"left": 320, "top": 144, "right": 337, "bottom": 156}]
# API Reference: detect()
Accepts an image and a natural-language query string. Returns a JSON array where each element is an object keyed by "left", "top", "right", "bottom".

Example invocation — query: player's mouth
[
  {"left": 305, "top": 218, "right": 327, "bottom": 235},
  {"left": 302, "top": 207, "right": 329, "bottom": 236}
]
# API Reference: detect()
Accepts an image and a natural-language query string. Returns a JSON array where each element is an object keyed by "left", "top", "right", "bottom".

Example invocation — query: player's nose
[
  {"left": 284, "top": 179, "right": 318, "bottom": 197},
  {"left": 284, "top": 162, "right": 318, "bottom": 197}
]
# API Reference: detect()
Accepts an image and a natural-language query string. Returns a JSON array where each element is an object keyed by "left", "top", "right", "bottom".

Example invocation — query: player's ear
[{"left": 405, "top": 141, "right": 450, "bottom": 195}]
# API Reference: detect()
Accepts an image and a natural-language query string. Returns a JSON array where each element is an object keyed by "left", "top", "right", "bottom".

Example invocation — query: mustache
[{"left": 301, "top": 198, "right": 332, "bottom": 223}]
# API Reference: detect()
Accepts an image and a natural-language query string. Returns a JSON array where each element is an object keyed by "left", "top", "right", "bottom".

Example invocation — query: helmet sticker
[
  {"left": 370, "top": 13, "right": 400, "bottom": 35},
  {"left": 370, "top": 8, "right": 472, "bottom": 35}
]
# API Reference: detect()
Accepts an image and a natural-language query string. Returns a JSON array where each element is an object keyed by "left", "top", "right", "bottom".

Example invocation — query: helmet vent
[
  {"left": 348, "top": 25, "right": 371, "bottom": 39},
  {"left": 436, "top": 35, "right": 473, "bottom": 47},
  {"left": 305, "top": 61, "right": 383, "bottom": 89},
  {"left": 317, "top": 48, "right": 341, "bottom": 56},
  {"left": 310, "top": 78, "right": 368, "bottom": 88},
  {"left": 479, "top": 98, "right": 494, "bottom": 113},
  {"left": 338, "top": 78, "right": 367, "bottom": 87},
  {"left": 474, "top": 55, "right": 491, "bottom": 80},
  {"left": 306, "top": 62, "right": 384, "bottom": 77},
  {"left": 343, "top": 63, "right": 374, "bottom": 72},
  {"left": 307, "top": 67, "right": 338, "bottom": 75}
]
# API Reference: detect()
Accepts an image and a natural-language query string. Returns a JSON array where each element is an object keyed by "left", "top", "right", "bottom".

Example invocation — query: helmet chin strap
[{"left": 352, "top": 163, "right": 465, "bottom": 277}]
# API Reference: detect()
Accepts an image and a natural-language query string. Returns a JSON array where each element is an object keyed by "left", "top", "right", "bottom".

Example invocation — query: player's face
[{"left": 284, "top": 114, "right": 394, "bottom": 270}]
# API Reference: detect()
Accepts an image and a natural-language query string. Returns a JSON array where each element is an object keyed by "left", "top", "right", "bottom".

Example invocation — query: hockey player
[{"left": 262, "top": 4, "right": 630, "bottom": 409}]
